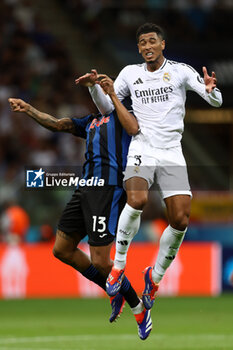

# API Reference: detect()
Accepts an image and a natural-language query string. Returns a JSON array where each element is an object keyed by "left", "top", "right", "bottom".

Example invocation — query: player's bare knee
[
  {"left": 170, "top": 211, "right": 189, "bottom": 231},
  {"left": 53, "top": 246, "right": 63, "bottom": 260},
  {"left": 127, "top": 192, "right": 148, "bottom": 210},
  {"left": 53, "top": 246, "right": 66, "bottom": 261},
  {"left": 53, "top": 246, "right": 73, "bottom": 264}
]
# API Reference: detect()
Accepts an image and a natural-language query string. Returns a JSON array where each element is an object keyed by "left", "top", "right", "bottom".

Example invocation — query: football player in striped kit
[{"left": 8, "top": 73, "right": 152, "bottom": 340}]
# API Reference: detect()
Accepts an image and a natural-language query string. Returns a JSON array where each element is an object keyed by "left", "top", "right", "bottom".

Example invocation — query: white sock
[
  {"left": 114, "top": 203, "right": 142, "bottom": 270},
  {"left": 131, "top": 299, "right": 144, "bottom": 315},
  {"left": 152, "top": 225, "right": 187, "bottom": 283}
]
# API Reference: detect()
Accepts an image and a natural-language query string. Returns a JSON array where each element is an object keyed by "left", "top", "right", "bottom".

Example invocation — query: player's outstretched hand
[
  {"left": 75, "top": 69, "right": 98, "bottom": 87},
  {"left": 96, "top": 74, "right": 114, "bottom": 95},
  {"left": 8, "top": 98, "right": 29, "bottom": 113},
  {"left": 202, "top": 66, "right": 217, "bottom": 93}
]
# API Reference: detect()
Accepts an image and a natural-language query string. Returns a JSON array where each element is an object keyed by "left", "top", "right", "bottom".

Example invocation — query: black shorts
[{"left": 57, "top": 186, "right": 126, "bottom": 246}]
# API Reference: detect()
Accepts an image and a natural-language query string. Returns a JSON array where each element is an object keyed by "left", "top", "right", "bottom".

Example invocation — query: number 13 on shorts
[{"left": 92, "top": 216, "right": 106, "bottom": 233}]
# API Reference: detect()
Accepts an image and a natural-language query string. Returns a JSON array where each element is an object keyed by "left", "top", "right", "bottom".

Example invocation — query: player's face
[{"left": 137, "top": 32, "right": 165, "bottom": 65}]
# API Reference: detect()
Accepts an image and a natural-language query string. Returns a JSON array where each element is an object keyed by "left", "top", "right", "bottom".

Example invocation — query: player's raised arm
[
  {"left": 202, "top": 66, "right": 217, "bottom": 93},
  {"left": 8, "top": 98, "right": 76, "bottom": 133},
  {"left": 97, "top": 75, "right": 139, "bottom": 136},
  {"left": 184, "top": 65, "right": 222, "bottom": 107},
  {"left": 75, "top": 69, "right": 113, "bottom": 115}
]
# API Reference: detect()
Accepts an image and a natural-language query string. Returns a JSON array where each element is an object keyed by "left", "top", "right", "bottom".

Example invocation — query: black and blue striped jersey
[{"left": 71, "top": 110, "right": 131, "bottom": 187}]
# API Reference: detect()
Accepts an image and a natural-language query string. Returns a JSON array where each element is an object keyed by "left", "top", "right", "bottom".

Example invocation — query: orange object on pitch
[{"left": 5, "top": 206, "right": 30, "bottom": 238}]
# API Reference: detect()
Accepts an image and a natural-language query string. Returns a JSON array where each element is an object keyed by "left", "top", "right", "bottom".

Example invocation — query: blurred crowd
[
  {"left": 62, "top": 0, "right": 233, "bottom": 107},
  {"left": 0, "top": 0, "right": 99, "bottom": 242},
  {"left": 62, "top": 0, "right": 233, "bottom": 47}
]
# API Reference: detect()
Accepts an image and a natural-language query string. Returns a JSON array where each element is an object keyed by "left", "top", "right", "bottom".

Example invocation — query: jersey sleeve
[
  {"left": 88, "top": 84, "right": 114, "bottom": 115},
  {"left": 114, "top": 66, "right": 131, "bottom": 101},
  {"left": 183, "top": 64, "right": 223, "bottom": 107},
  {"left": 71, "top": 115, "right": 92, "bottom": 138}
]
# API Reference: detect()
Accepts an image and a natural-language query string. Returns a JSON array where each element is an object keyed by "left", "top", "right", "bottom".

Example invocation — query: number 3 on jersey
[{"left": 92, "top": 216, "right": 106, "bottom": 233}]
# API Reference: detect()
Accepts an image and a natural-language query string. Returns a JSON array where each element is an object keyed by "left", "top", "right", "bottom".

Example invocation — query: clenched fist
[{"left": 8, "top": 98, "right": 29, "bottom": 113}]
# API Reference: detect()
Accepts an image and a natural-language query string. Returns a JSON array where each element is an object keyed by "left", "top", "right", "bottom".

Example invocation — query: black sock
[
  {"left": 82, "top": 265, "right": 140, "bottom": 308},
  {"left": 81, "top": 264, "right": 106, "bottom": 290},
  {"left": 120, "top": 276, "right": 140, "bottom": 308}
]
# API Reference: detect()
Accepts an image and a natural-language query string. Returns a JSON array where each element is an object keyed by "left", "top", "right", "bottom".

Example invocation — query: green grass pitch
[{"left": 0, "top": 295, "right": 232, "bottom": 350}]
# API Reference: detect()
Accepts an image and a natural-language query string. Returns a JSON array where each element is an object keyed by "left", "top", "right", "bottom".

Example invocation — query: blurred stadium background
[{"left": 0, "top": 1, "right": 233, "bottom": 348}]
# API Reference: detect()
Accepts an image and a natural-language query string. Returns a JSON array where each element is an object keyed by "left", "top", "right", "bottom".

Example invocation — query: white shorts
[{"left": 124, "top": 134, "right": 192, "bottom": 199}]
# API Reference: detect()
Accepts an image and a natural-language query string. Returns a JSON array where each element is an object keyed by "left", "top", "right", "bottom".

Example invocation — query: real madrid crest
[{"left": 163, "top": 72, "right": 171, "bottom": 82}]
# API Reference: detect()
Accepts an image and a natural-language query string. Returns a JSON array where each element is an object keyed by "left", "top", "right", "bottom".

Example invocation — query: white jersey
[{"left": 114, "top": 59, "right": 223, "bottom": 148}]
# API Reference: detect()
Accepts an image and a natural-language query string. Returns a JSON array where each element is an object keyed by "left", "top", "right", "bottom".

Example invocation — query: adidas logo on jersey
[{"left": 133, "top": 78, "right": 143, "bottom": 85}]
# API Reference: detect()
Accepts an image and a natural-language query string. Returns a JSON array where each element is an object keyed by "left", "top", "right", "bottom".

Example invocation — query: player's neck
[{"left": 146, "top": 56, "right": 165, "bottom": 72}]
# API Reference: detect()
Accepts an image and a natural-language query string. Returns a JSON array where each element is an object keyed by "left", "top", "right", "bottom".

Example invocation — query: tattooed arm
[{"left": 8, "top": 98, "right": 76, "bottom": 133}]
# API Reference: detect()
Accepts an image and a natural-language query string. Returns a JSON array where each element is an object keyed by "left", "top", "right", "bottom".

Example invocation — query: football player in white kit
[{"left": 76, "top": 23, "right": 223, "bottom": 311}]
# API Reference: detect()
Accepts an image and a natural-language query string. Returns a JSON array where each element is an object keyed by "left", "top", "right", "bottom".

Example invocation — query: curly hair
[{"left": 136, "top": 23, "right": 165, "bottom": 42}]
